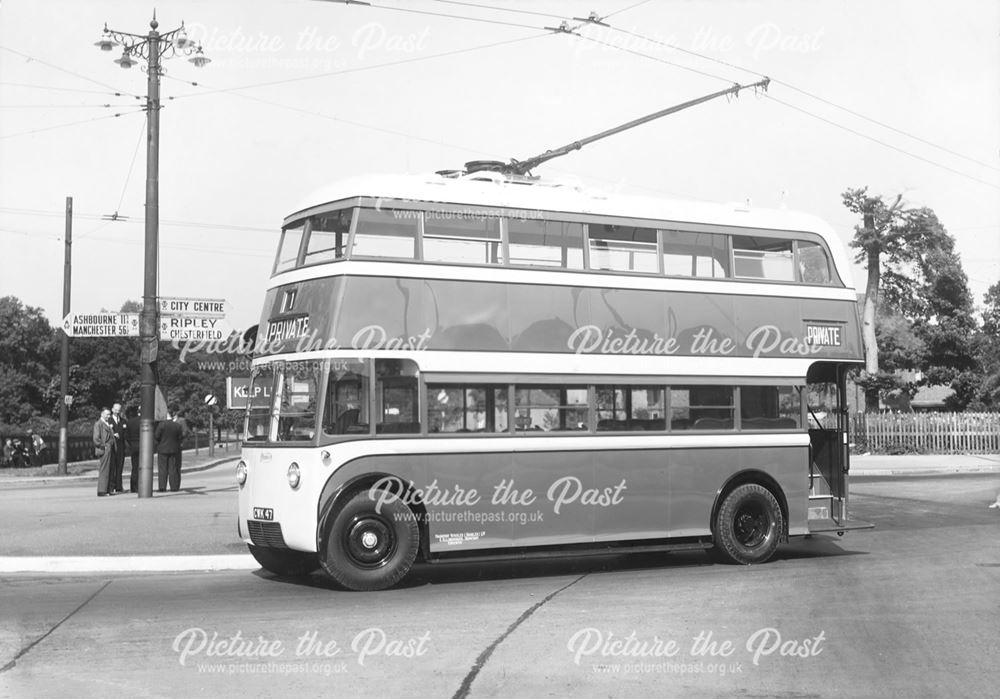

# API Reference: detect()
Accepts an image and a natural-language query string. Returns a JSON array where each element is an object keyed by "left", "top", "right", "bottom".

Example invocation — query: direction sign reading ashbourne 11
[{"left": 63, "top": 313, "right": 140, "bottom": 337}]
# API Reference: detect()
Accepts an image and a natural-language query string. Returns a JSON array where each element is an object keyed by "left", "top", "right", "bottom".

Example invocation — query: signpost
[
  {"left": 158, "top": 296, "right": 231, "bottom": 342},
  {"left": 62, "top": 313, "right": 140, "bottom": 337},
  {"left": 159, "top": 316, "right": 232, "bottom": 342}
]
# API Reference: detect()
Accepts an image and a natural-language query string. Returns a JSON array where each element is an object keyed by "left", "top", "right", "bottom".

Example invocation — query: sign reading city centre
[{"left": 158, "top": 296, "right": 231, "bottom": 342}]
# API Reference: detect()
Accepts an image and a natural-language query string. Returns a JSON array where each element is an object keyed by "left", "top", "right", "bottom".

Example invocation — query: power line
[
  {"left": 604, "top": 0, "right": 654, "bottom": 20},
  {"left": 429, "top": 0, "right": 567, "bottom": 20},
  {"left": 764, "top": 94, "right": 1000, "bottom": 190},
  {"left": 0, "top": 206, "right": 275, "bottom": 234},
  {"left": 75, "top": 115, "right": 149, "bottom": 242},
  {"left": 770, "top": 78, "right": 1000, "bottom": 173},
  {"left": 594, "top": 25, "right": 1000, "bottom": 174},
  {"left": 574, "top": 32, "right": 737, "bottom": 84},
  {"left": 333, "top": 0, "right": 542, "bottom": 31},
  {"left": 567, "top": 22, "right": 1000, "bottom": 190},
  {"left": 164, "top": 32, "right": 547, "bottom": 100},
  {"left": 0, "top": 81, "right": 132, "bottom": 96},
  {"left": 0, "top": 104, "right": 141, "bottom": 109},
  {"left": 0, "top": 45, "right": 140, "bottom": 98},
  {"left": 0, "top": 108, "right": 146, "bottom": 140}
]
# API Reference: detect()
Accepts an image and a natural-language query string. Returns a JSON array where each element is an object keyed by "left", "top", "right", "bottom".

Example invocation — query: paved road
[{"left": 2, "top": 472, "right": 997, "bottom": 697}]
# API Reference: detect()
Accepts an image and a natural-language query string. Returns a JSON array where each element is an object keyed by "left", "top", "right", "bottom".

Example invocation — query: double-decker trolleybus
[{"left": 235, "top": 164, "right": 872, "bottom": 590}]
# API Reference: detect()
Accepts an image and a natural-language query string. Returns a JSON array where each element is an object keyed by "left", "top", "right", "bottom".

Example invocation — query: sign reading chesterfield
[{"left": 256, "top": 276, "right": 861, "bottom": 360}]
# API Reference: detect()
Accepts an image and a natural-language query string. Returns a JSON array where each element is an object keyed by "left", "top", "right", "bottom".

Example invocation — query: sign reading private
[{"left": 63, "top": 313, "right": 139, "bottom": 337}]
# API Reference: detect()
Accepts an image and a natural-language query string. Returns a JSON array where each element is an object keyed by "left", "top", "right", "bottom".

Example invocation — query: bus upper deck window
[
  {"left": 351, "top": 209, "right": 418, "bottom": 259},
  {"left": 303, "top": 210, "right": 352, "bottom": 265},
  {"left": 507, "top": 219, "right": 585, "bottom": 269},
  {"left": 588, "top": 224, "right": 659, "bottom": 274},
  {"left": 733, "top": 236, "right": 795, "bottom": 281},
  {"left": 274, "top": 222, "right": 305, "bottom": 274},
  {"left": 423, "top": 215, "right": 501, "bottom": 265},
  {"left": 661, "top": 230, "right": 729, "bottom": 278},
  {"left": 797, "top": 241, "right": 833, "bottom": 285}
]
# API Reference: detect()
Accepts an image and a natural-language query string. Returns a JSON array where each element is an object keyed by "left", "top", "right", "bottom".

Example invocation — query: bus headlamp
[
  {"left": 287, "top": 462, "right": 301, "bottom": 489},
  {"left": 236, "top": 460, "right": 247, "bottom": 486}
]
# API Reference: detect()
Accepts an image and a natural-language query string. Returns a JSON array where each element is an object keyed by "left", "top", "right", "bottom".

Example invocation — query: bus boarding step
[{"left": 807, "top": 517, "right": 875, "bottom": 534}]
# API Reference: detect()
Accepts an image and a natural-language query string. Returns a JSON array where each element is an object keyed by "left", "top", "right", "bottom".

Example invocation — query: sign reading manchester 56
[
  {"left": 63, "top": 313, "right": 139, "bottom": 337},
  {"left": 159, "top": 316, "right": 231, "bottom": 341}
]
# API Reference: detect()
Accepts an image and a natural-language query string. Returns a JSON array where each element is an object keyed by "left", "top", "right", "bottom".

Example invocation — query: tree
[
  {"left": 842, "top": 189, "right": 979, "bottom": 411},
  {"left": 972, "top": 281, "right": 1000, "bottom": 409},
  {"left": 0, "top": 296, "right": 58, "bottom": 424},
  {"left": 842, "top": 188, "right": 905, "bottom": 411}
]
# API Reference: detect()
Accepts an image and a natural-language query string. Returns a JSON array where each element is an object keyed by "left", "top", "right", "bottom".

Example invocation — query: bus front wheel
[
  {"left": 712, "top": 484, "right": 783, "bottom": 565},
  {"left": 248, "top": 544, "right": 320, "bottom": 577},
  {"left": 321, "top": 490, "right": 419, "bottom": 591}
]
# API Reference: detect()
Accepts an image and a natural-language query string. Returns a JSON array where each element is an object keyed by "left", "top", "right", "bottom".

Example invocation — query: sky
[{"left": 1, "top": 0, "right": 998, "bottom": 334}]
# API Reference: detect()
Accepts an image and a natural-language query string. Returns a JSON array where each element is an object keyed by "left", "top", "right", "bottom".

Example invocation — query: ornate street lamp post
[{"left": 95, "top": 14, "right": 209, "bottom": 498}]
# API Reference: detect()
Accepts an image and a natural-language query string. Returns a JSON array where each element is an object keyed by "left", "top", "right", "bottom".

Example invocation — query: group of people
[
  {"left": 92, "top": 403, "right": 188, "bottom": 497},
  {"left": 1, "top": 433, "right": 45, "bottom": 468}
]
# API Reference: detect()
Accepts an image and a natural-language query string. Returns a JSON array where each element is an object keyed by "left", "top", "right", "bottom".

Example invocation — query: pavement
[{"left": 0, "top": 449, "right": 997, "bottom": 575}]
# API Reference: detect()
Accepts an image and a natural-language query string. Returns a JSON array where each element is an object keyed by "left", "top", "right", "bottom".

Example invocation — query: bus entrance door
[{"left": 806, "top": 364, "right": 871, "bottom": 534}]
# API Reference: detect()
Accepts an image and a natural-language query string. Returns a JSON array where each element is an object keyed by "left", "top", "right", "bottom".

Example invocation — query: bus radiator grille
[{"left": 247, "top": 520, "right": 288, "bottom": 548}]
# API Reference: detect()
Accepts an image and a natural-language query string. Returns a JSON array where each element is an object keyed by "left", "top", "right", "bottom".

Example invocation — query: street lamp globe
[
  {"left": 114, "top": 50, "right": 138, "bottom": 69},
  {"left": 187, "top": 45, "right": 211, "bottom": 68},
  {"left": 94, "top": 31, "right": 116, "bottom": 51},
  {"left": 174, "top": 26, "right": 192, "bottom": 50}
]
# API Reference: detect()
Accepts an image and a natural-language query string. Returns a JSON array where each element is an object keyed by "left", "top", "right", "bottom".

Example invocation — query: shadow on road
[{"left": 249, "top": 537, "right": 862, "bottom": 592}]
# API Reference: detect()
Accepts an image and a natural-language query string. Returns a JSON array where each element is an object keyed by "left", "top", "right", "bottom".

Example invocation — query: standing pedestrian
[
  {"left": 126, "top": 406, "right": 141, "bottom": 492},
  {"left": 30, "top": 431, "right": 46, "bottom": 466},
  {"left": 92, "top": 408, "right": 115, "bottom": 496},
  {"left": 2, "top": 439, "right": 13, "bottom": 468},
  {"left": 109, "top": 402, "right": 127, "bottom": 494},
  {"left": 154, "top": 406, "right": 184, "bottom": 492}
]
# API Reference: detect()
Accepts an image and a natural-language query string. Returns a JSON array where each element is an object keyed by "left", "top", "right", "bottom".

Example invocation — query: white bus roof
[{"left": 288, "top": 172, "right": 855, "bottom": 288}]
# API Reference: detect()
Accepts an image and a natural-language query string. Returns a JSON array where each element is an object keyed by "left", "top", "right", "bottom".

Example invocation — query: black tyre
[
  {"left": 248, "top": 544, "right": 320, "bottom": 577},
  {"left": 712, "top": 483, "right": 783, "bottom": 565},
  {"left": 320, "top": 489, "right": 420, "bottom": 591}
]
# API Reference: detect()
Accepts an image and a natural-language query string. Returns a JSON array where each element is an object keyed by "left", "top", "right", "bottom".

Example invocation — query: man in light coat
[{"left": 92, "top": 408, "right": 115, "bottom": 496}]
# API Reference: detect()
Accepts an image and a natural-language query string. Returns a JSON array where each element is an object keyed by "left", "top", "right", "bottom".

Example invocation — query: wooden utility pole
[{"left": 58, "top": 197, "right": 72, "bottom": 475}]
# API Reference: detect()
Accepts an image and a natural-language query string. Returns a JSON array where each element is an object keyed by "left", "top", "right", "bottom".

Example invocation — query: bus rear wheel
[
  {"left": 321, "top": 490, "right": 419, "bottom": 591},
  {"left": 248, "top": 544, "right": 320, "bottom": 577},
  {"left": 713, "top": 484, "right": 783, "bottom": 565}
]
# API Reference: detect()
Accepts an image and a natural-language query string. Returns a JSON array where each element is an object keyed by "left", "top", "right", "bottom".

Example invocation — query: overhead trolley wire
[
  {"left": 164, "top": 32, "right": 548, "bottom": 100},
  {"left": 0, "top": 108, "right": 146, "bottom": 140},
  {"left": 0, "top": 45, "right": 141, "bottom": 99},
  {"left": 589, "top": 25, "right": 1000, "bottom": 174}
]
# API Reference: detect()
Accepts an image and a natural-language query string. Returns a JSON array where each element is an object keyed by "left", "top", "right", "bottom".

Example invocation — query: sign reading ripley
[{"left": 159, "top": 316, "right": 231, "bottom": 342}]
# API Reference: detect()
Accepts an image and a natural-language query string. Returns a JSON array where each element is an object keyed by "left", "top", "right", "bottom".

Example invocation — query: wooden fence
[{"left": 851, "top": 412, "right": 1000, "bottom": 455}]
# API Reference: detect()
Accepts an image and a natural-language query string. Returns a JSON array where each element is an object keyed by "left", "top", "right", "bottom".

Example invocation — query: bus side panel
[
  {"left": 667, "top": 445, "right": 809, "bottom": 536},
  {"left": 322, "top": 451, "right": 518, "bottom": 552},
  {"left": 592, "top": 448, "right": 670, "bottom": 543},
  {"left": 508, "top": 449, "right": 597, "bottom": 547}
]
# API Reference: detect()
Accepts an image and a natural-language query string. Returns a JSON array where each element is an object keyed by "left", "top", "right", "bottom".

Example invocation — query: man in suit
[
  {"left": 109, "top": 402, "right": 127, "bottom": 494},
  {"left": 154, "top": 406, "right": 185, "bottom": 492},
  {"left": 125, "top": 406, "right": 141, "bottom": 493},
  {"left": 92, "top": 408, "right": 115, "bottom": 496}
]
